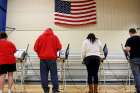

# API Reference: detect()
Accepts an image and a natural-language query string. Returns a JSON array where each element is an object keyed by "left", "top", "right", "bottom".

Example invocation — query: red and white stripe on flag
[{"left": 55, "top": 0, "right": 97, "bottom": 26}]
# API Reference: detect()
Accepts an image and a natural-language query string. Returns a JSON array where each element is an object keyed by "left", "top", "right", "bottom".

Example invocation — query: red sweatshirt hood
[
  {"left": 43, "top": 28, "right": 54, "bottom": 36},
  {"left": 34, "top": 27, "right": 62, "bottom": 61}
]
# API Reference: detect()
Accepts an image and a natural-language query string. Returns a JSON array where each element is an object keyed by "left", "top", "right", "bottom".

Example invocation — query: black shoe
[
  {"left": 136, "top": 91, "right": 140, "bottom": 93},
  {"left": 43, "top": 87, "right": 50, "bottom": 93}
]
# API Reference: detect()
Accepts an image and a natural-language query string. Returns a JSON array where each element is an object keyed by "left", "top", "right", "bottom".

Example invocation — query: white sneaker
[
  {"left": 8, "top": 89, "right": 12, "bottom": 93},
  {"left": 0, "top": 90, "right": 2, "bottom": 93}
]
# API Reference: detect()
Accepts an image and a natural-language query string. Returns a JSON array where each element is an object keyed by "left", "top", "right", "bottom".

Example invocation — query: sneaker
[
  {"left": 8, "top": 91, "right": 13, "bottom": 93},
  {"left": 8, "top": 90, "right": 13, "bottom": 93}
]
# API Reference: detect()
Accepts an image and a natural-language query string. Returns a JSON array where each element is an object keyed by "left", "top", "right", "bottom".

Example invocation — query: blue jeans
[
  {"left": 40, "top": 60, "right": 59, "bottom": 91},
  {"left": 130, "top": 59, "right": 140, "bottom": 93}
]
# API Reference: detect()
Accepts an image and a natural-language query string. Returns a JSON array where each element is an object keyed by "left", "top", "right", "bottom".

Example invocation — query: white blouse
[{"left": 81, "top": 39, "right": 103, "bottom": 59}]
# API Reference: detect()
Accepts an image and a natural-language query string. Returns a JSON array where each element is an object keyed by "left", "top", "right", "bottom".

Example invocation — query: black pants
[{"left": 85, "top": 56, "right": 100, "bottom": 84}]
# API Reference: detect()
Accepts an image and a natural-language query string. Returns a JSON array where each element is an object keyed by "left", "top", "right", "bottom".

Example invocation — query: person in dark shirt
[{"left": 125, "top": 28, "right": 140, "bottom": 93}]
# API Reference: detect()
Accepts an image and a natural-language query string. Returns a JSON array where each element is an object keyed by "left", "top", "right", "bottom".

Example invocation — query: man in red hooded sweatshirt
[{"left": 34, "top": 28, "right": 62, "bottom": 93}]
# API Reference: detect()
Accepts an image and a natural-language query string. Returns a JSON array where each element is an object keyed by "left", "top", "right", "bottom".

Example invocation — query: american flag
[{"left": 55, "top": 0, "right": 97, "bottom": 26}]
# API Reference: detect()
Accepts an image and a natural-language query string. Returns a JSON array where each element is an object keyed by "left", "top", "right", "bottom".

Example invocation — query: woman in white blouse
[{"left": 81, "top": 33, "right": 103, "bottom": 93}]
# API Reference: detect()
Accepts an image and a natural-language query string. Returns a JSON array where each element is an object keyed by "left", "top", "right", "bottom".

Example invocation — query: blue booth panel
[
  {"left": 0, "top": 9, "right": 6, "bottom": 31},
  {"left": 0, "top": 0, "right": 7, "bottom": 32},
  {"left": 0, "top": 0, "right": 7, "bottom": 10}
]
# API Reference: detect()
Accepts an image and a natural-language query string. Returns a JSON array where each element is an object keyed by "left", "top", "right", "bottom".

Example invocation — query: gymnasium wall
[{"left": 6, "top": 0, "right": 140, "bottom": 54}]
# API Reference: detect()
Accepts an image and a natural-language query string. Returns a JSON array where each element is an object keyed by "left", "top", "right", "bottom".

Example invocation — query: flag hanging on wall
[{"left": 55, "top": 0, "right": 97, "bottom": 26}]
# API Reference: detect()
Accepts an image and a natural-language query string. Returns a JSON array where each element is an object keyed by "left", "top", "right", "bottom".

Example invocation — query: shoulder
[
  {"left": 53, "top": 35, "right": 60, "bottom": 41},
  {"left": 0, "top": 39, "right": 10, "bottom": 43},
  {"left": 126, "top": 37, "right": 132, "bottom": 41},
  {"left": 82, "top": 39, "right": 88, "bottom": 47},
  {"left": 7, "top": 40, "right": 15, "bottom": 46},
  {"left": 96, "top": 39, "right": 101, "bottom": 42},
  {"left": 83, "top": 39, "right": 89, "bottom": 44},
  {"left": 127, "top": 36, "right": 140, "bottom": 41},
  {"left": 134, "top": 35, "right": 140, "bottom": 39},
  {"left": 96, "top": 39, "right": 102, "bottom": 44},
  {"left": 0, "top": 39, "right": 15, "bottom": 46},
  {"left": 54, "top": 34, "right": 58, "bottom": 38}
]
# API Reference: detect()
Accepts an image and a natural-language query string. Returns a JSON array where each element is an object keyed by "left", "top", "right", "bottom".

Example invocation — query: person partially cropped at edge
[
  {"left": 81, "top": 33, "right": 103, "bottom": 93},
  {"left": 34, "top": 28, "right": 62, "bottom": 93},
  {"left": 0, "top": 32, "right": 16, "bottom": 93},
  {"left": 124, "top": 28, "right": 140, "bottom": 93}
]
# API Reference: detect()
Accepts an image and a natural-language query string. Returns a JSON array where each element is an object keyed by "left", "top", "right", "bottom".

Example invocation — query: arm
[
  {"left": 9, "top": 41, "right": 16, "bottom": 53},
  {"left": 34, "top": 37, "right": 40, "bottom": 53},
  {"left": 124, "top": 38, "right": 131, "bottom": 53},
  {"left": 124, "top": 46, "right": 131, "bottom": 53},
  {"left": 98, "top": 40, "right": 105, "bottom": 62},
  {"left": 98, "top": 40, "right": 104, "bottom": 58},
  {"left": 81, "top": 40, "right": 86, "bottom": 59},
  {"left": 123, "top": 38, "right": 131, "bottom": 59}
]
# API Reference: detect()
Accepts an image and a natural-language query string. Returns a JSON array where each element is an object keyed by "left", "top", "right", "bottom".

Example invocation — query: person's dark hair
[
  {"left": 0, "top": 32, "right": 8, "bottom": 39},
  {"left": 87, "top": 33, "right": 97, "bottom": 43},
  {"left": 129, "top": 28, "right": 137, "bottom": 34}
]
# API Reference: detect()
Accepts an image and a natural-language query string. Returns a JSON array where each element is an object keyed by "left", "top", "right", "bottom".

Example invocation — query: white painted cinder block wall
[{"left": 6, "top": 0, "right": 140, "bottom": 54}]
